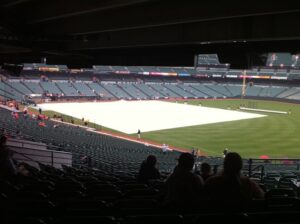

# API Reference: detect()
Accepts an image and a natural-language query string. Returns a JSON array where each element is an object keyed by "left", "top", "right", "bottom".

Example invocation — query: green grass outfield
[{"left": 140, "top": 99, "right": 300, "bottom": 158}]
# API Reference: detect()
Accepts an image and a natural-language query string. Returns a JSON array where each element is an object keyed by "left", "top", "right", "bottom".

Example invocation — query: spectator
[
  {"left": 17, "top": 162, "right": 31, "bottom": 176},
  {"left": 162, "top": 143, "right": 168, "bottom": 154},
  {"left": 163, "top": 153, "right": 204, "bottom": 208},
  {"left": 137, "top": 129, "right": 141, "bottom": 139},
  {"left": 191, "top": 148, "right": 195, "bottom": 157},
  {"left": 199, "top": 162, "right": 213, "bottom": 181},
  {"left": 137, "top": 155, "right": 160, "bottom": 183},
  {"left": 204, "top": 152, "right": 264, "bottom": 209},
  {"left": 23, "top": 106, "right": 28, "bottom": 115},
  {"left": 0, "top": 135, "right": 17, "bottom": 178},
  {"left": 80, "top": 155, "right": 92, "bottom": 167},
  {"left": 38, "top": 121, "right": 46, "bottom": 127}
]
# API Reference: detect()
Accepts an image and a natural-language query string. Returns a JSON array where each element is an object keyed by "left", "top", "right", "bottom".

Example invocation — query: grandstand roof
[{"left": 1, "top": 0, "right": 300, "bottom": 67}]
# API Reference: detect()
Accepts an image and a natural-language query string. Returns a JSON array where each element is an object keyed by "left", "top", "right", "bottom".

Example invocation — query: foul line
[{"left": 240, "top": 107, "right": 288, "bottom": 114}]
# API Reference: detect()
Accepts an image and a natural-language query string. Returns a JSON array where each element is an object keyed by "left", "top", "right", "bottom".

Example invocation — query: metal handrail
[{"left": 10, "top": 149, "right": 42, "bottom": 165}]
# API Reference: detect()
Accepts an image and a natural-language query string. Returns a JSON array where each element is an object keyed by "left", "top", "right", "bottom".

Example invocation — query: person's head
[
  {"left": 223, "top": 152, "right": 243, "bottom": 176},
  {"left": 178, "top": 153, "right": 194, "bottom": 171},
  {"left": 201, "top": 162, "right": 211, "bottom": 174},
  {"left": 146, "top": 155, "right": 157, "bottom": 167}
]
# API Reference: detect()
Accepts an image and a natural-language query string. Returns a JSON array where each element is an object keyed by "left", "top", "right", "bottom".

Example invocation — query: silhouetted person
[
  {"left": 204, "top": 152, "right": 264, "bottom": 210},
  {"left": 200, "top": 162, "right": 213, "bottom": 181},
  {"left": 163, "top": 153, "right": 204, "bottom": 208},
  {"left": 0, "top": 135, "right": 17, "bottom": 178},
  {"left": 80, "top": 155, "right": 92, "bottom": 167},
  {"left": 137, "top": 155, "right": 160, "bottom": 183}
]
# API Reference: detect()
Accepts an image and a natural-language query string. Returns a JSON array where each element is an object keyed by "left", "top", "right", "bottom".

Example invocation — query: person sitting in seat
[
  {"left": 0, "top": 135, "right": 17, "bottom": 178},
  {"left": 199, "top": 162, "right": 214, "bottom": 181},
  {"left": 163, "top": 153, "right": 204, "bottom": 208},
  {"left": 204, "top": 152, "right": 264, "bottom": 209},
  {"left": 137, "top": 155, "right": 160, "bottom": 183}
]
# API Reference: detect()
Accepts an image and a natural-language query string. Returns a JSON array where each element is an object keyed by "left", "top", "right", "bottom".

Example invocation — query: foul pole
[{"left": 241, "top": 70, "right": 247, "bottom": 98}]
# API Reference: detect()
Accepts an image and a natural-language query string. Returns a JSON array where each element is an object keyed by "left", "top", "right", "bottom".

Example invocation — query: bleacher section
[
  {"left": 286, "top": 91, "right": 300, "bottom": 100},
  {"left": 8, "top": 81, "right": 33, "bottom": 95},
  {"left": 134, "top": 83, "right": 163, "bottom": 99},
  {"left": 266, "top": 53, "right": 293, "bottom": 67},
  {"left": 23, "top": 81, "right": 44, "bottom": 94},
  {"left": 148, "top": 84, "right": 180, "bottom": 98},
  {"left": 245, "top": 86, "right": 263, "bottom": 97},
  {"left": 177, "top": 84, "right": 207, "bottom": 98},
  {"left": 196, "top": 54, "right": 228, "bottom": 67},
  {"left": 56, "top": 82, "right": 80, "bottom": 96},
  {"left": 258, "top": 86, "right": 287, "bottom": 98},
  {"left": 73, "top": 82, "right": 97, "bottom": 97},
  {"left": 93, "top": 65, "right": 113, "bottom": 73},
  {"left": 127, "top": 66, "right": 143, "bottom": 73},
  {"left": 191, "top": 84, "right": 222, "bottom": 98},
  {"left": 164, "top": 84, "right": 195, "bottom": 98},
  {"left": 141, "top": 66, "right": 159, "bottom": 73},
  {"left": 288, "top": 70, "right": 300, "bottom": 80},
  {"left": 118, "top": 83, "right": 148, "bottom": 99},
  {"left": 263, "top": 52, "right": 300, "bottom": 71},
  {"left": 88, "top": 83, "right": 115, "bottom": 99},
  {"left": 277, "top": 87, "right": 300, "bottom": 99},
  {"left": 0, "top": 81, "right": 14, "bottom": 99},
  {"left": 0, "top": 108, "right": 180, "bottom": 173},
  {"left": 3, "top": 52, "right": 300, "bottom": 102},
  {"left": 16, "top": 56, "right": 300, "bottom": 81},
  {"left": 225, "top": 85, "right": 242, "bottom": 97},
  {"left": 205, "top": 84, "right": 233, "bottom": 97},
  {"left": 3, "top": 77, "right": 300, "bottom": 102},
  {"left": 103, "top": 83, "right": 132, "bottom": 99},
  {"left": 0, "top": 81, "right": 24, "bottom": 100},
  {"left": 40, "top": 82, "right": 62, "bottom": 95}
]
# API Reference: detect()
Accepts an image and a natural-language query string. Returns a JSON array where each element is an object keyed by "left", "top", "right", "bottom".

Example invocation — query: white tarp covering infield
[{"left": 38, "top": 100, "right": 266, "bottom": 134}]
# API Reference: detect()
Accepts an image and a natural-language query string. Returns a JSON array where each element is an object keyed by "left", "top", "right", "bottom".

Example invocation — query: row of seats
[{"left": 2, "top": 161, "right": 300, "bottom": 224}]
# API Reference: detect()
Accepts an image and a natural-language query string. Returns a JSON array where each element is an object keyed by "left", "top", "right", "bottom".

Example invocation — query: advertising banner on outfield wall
[
  {"left": 271, "top": 76, "right": 288, "bottom": 80},
  {"left": 239, "top": 75, "right": 271, "bottom": 79},
  {"left": 149, "top": 72, "right": 177, "bottom": 76},
  {"left": 178, "top": 73, "right": 191, "bottom": 76}
]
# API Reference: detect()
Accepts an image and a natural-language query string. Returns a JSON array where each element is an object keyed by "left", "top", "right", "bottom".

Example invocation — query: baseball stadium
[{"left": 1, "top": 1, "right": 300, "bottom": 223}]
